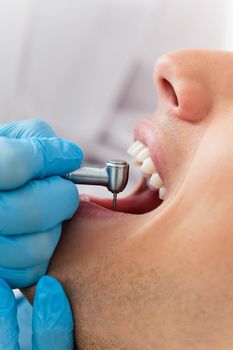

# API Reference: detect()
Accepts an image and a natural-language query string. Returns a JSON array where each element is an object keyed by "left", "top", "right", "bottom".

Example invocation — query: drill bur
[{"left": 112, "top": 192, "right": 117, "bottom": 211}]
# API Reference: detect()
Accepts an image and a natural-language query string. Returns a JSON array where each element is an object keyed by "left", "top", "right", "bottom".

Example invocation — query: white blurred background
[{"left": 0, "top": 0, "right": 232, "bottom": 197}]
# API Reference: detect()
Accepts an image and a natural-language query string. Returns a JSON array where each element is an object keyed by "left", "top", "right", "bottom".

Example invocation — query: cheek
[
  {"left": 154, "top": 108, "right": 206, "bottom": 191},
  {"left": 161, "top": 122, "right": 233, "bottom": 272},
  {"left": 173, "top": 117, "right": 233, "bottom": 226},
  {"left": 143, "top": 118, "right": 233, "bottom": 291}
]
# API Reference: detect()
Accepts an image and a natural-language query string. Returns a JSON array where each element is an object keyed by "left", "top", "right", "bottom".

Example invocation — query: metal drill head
[
  {"left": 112, "top": 192, "right": 117, "bottom": 211},
  {"left": 106, "top": 160, "right": 129, "bottom": 194}
]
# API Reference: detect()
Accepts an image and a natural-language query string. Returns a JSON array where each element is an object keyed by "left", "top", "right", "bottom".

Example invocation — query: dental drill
[{"left": 64, "top": 160, "right": 129, "bottom": 211}]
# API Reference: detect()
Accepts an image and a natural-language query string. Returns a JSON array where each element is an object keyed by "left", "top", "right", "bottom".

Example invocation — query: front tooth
[
  {"left": 127, "top": 141, "right": 145, "bottom": 157},
  {"left": 127, "top": 140, "right": 142, "bottom": 156},
  {"left": 132, "top": 144, "right": 146, "bottom": 157},
  {"left": 149, "top": 173, "right": 163, "bottom": 189},
  {"left": 135, "top": 147, "right": 150, "bottom": 163},
  {"left": 159, "top": 187, "right": 166, "bottom": 200},
  {"left": 141, "top": 157, "right": 156, "bottom": 175}
]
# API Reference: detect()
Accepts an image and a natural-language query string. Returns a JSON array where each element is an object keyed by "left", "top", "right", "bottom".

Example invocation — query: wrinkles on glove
[
  {"left": 0, "top": 119, "right": 55, "bottom": 138},
  {"left": 0, "top": 136, "right": 83, "bottom": 191}
]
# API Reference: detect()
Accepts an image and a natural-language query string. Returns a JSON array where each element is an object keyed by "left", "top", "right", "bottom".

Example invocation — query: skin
[{"left": 24, "top": 50, "right": 233, "bottom": 349}]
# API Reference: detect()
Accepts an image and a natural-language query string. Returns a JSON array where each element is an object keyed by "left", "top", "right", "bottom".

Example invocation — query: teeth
[
  {"left": 127, "top": 140, "right": 167, "bottom": 201},
  {"left": 159, "top": 187, "right": 166, "bottom": 200},
  {"left": 141, "top": 157, "right": 156, "bottom": 175},
  {"left": 127, "top": 141, "right": 146, "bottom": 158},
  {"left": 149, "top": 173, "right": 163, "bottom": 189},
  {"left": 127, "top": 140, "right": 141, "bottom": 155},
  {"left": 135, "top": 147, "right": 150, "bottom": 163}
]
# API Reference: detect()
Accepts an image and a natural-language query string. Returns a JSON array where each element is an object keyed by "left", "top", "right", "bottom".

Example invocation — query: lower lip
[{"left": 78, "top": 199, "right": 126, "bottom": 218}]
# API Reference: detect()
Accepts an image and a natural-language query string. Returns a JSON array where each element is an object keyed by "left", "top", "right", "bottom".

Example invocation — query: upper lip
[{"left": 134, "top": 118, "right": 167, "bottom": 188}]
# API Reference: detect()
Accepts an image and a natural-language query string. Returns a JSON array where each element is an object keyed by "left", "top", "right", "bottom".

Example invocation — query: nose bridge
[{"left": 154, "top": 50, "right": 213, "bottom": 123}]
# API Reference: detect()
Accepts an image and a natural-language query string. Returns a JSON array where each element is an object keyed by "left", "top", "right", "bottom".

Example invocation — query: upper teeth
[
  {"left": 127, "top": 140, "right": 145, "bottom": 158},
  {"left": 136, "top": 147, "right": 150, "bottom": 162},
  {"left": 127, "top": 140, "right": 166, "bottom": 200},
  {"left": 141, "top": 157, "right": 156, "bottom": 174}
]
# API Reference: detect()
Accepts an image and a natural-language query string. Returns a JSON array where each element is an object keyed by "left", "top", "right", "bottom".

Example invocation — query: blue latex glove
[
  {"left": 0, "top": 276, "right": 74, "bottom": 349},
  {"left": 0, "top": 119, "right": 83, "bottom": 288}
]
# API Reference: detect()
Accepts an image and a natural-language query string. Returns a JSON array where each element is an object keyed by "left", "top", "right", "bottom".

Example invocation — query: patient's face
[{"left": 37, "top": 51, "right": 233, "bottom": 349}]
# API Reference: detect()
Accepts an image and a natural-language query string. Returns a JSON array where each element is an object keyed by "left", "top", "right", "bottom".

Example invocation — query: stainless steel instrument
[{"left": 64, "top": 160, "right": 129, "bottom": 211}]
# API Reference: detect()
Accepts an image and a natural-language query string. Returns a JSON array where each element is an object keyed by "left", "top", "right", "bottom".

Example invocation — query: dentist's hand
[
  {"left": 0, "top": 276, "right": 74, "bottom": 350},
  {"left": 0, "top": 119, "right": 83, "bottom": 288}
]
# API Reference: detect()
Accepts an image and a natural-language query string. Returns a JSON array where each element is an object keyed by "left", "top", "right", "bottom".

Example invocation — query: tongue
[{"left": 82, "top": 188, "right": 162, "bottom": 214}]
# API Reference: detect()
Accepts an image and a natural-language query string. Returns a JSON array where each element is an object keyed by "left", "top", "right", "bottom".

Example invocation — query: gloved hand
[
  {"left": 0, "top": 119, "right": 83, "bottom": 288},
  {"left": 0, "top": 276, "right": 74, "bottom": 350}
]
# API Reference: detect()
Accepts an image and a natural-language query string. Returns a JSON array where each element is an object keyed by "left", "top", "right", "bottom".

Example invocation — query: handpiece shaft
[{"left": 65, "top": 167, "right": 108, "bottom": 187}]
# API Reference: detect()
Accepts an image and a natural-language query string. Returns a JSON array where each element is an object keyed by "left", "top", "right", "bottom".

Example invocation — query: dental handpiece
[{"left": 64, "top": 160, "right": 129, "bottom": 211}]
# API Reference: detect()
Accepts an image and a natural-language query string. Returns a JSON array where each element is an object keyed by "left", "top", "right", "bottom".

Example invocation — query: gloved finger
[
  {"left": 0, "top": 136, "right": 83, "bottom": 190},
  {"left": 0, "top": 176, "right": 78, "bottom": 235},
  {"left": 0, "top": 225, "right": 61, "bottom": 269},
  {"left": 0, "top": 279, "right": 20, "bottom": 349},
  {"left": 0, "top": 262, "right": 50, "bottom": 289},
  {"left": 32, "top": 276, "right": 74, "bottom": 350},
  {"left": 0, "top": 119, "right": 56, "bottom": 138}
]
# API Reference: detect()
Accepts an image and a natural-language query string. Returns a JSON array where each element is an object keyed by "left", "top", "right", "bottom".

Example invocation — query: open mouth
[
  {"left": 81, "top": 178, "right": 163, "bottom": 215},
  {"left": 80, "top": 140, "right": 166, "bottom": 215}
]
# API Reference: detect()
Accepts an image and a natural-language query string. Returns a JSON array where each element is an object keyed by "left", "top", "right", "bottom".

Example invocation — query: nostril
[
  {"left": 160, "top": 78, "right": 179, "bottom": 107},
  {"left": 154, "top": 52, "right": 212, "bottom": 123}
]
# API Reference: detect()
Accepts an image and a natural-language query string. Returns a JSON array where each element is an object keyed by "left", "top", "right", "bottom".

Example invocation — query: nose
[{"left": 154, "top": 50, "right": 213, "bottom": 123}]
